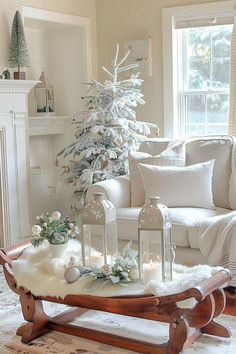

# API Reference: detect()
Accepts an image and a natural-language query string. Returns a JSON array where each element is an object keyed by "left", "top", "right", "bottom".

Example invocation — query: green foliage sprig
[
  {"left": 78, "top": 242, "right": 139, "bottom": 288},
  {"left": 0, "top": 70, "right": 10, "bottom": 80},
  {"left": 31, "top": 211, "right": 79, "bottom": 247}
]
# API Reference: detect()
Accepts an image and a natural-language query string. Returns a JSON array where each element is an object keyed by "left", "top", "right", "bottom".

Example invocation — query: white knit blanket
[
  {"left": 12, "top": 240, "right": 224, "bottom": 305},
  {"left": 189, "top": 135, "right": 236, "bottom": 287},
  {"left": 199, "top": 211, "right": 236, "bottom": 286}
]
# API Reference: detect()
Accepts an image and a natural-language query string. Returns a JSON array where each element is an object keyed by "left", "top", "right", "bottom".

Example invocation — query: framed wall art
[{"left": 124, "top": 39, "right": 152, "bottom": 77}]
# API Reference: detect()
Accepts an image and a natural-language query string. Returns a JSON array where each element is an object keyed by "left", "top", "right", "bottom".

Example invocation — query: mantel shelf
[
  {"left": 0, "top": 80, "right": 40, "bottom": 94},
  {"left": 28, "top": 116, "right": 72, "bottom": 136}
]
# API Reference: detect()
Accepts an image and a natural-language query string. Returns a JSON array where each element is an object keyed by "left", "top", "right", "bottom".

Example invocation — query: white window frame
[
  {"left": 162, "top": 0, "right": 235, "bottom": 137},
  {"left": 180, "top": 26, "right": 232, "bottom": 135}
]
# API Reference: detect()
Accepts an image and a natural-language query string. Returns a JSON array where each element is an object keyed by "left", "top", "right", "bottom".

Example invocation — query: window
[
  {"left": 162, "top": 1, "right": 235, "bottom": 137},
  {"left": 179, "top": 25, "right": 233, "bottom": 135}
]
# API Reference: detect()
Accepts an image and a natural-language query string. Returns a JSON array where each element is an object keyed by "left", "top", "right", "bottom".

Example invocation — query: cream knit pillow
[
  {"left": 128, "top": 142, "right": 185, "bottom": 206},
  {"left": 138, "top": 160, "right": 215, "bottom": 209}
]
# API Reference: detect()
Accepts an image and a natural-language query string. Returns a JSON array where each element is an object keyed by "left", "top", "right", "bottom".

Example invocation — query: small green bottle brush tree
[{"left": 8, "top": 10, "right": 30, "bottom": 80}]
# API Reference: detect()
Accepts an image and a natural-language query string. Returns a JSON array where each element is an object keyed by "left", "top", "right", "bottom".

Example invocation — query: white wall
[
  {"left": 25, "top": 27, "right": 48, "bottom": 115},
  {"left": 47, "top": 26, "right": 85, "bottom": 117},
  {"left": 0, "top": 0, "right": 97, "bottom": 79},
  {"left": 25, "top": 22, "right": 86, "bottom": 117},
  {"left": 95, "top": 0, "right": 231, "bottom": 136},
  {"left": 25, "top": 27, "right": 47, "bottom": 80}
]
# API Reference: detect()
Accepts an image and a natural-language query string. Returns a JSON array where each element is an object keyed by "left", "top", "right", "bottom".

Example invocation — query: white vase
[{"left": 49, "top": 242, "right": 68, "bottom": 258}]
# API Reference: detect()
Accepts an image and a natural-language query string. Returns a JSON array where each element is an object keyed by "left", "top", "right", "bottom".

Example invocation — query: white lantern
[
  {"left": 35, "top": 71, "right": 55, "bottom": 116},
  {"left": 81, "top": 193, "right": 118, "bottom": 266},
  {"left": 138, "top": 197, "right": 174, "bottom": 283}
]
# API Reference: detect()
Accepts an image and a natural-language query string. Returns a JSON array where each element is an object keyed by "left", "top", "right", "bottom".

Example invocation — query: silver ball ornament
[{"left": 64, "top": 266, "right": 80, "bottom": 283}]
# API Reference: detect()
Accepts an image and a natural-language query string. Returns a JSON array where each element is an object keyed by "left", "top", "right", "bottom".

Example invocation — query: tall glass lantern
[
  {"left": 35, "top": 72, "right": 55, "bottom": 116},
  {"left": 81, "top": 193, "right": 118, "bottom": 267},
  {"left": 138, "top": 197, "right": 174, "bottom": 283}
]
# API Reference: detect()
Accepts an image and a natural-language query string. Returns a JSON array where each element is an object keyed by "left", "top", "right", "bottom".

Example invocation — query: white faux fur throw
[
  {"left": 199, "top": 211, "right": 236, "bottom": 287},
  {"left": 12, "top": 240, "right": 224, "bottom": 303}
]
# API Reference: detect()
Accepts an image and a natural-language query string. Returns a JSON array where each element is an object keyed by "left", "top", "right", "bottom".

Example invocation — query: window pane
[
  {"left": 186, "top": 95, "right": 205, "bottom": 123},
  {"left": 212, "top": 27, "right": 232, "bottom": 58},
  {"left": 186, "top": 124, "right": 205, "bottom": 135},
  {"left": 188, "top": 60, "right": 210, "bottom": 89},
  {"left": 181, "top": 25, "right": 232, "bottom": 136},
  {"left": 207, "top": 125, "right": 228, "bottom": 135},
  {"left": 207, "top": 94, "right": 229, "bottom": 123},
  {"left": 212, "top": 58, "right": 230, "bottom": 88},
  {"left": 188, "top": 28, "right": 210, "bottom": 59}
]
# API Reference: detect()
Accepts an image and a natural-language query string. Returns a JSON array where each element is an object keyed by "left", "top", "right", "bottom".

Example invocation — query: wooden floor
[{"left": 224, "top": 287, "right": 236, "bottom": 316}]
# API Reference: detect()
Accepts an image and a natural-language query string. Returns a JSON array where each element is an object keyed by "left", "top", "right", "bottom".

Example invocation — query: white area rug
[{"left": 0, "top": 267, "right": 236, "bottom": 353}]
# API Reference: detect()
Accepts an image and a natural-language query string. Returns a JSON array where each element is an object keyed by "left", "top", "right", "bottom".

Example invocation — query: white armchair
[
  {"left": 87, "top": 175, "right": 131, "bottom": 208},
  {"left": 87, "top": 136, "right": 234, "bottom": 266}
]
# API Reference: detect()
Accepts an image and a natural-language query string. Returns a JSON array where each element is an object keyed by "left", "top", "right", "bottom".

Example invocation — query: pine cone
[{"left": 102, "top": 160, "right": 108, "bottom": 169}]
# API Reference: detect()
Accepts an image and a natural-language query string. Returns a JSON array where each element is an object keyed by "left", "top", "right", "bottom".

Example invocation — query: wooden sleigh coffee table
[{"left": 0, "top": 241, "right": 232, "bottom": 354}]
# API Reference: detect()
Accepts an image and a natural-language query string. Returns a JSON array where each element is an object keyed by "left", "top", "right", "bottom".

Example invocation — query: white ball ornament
[
  {"left": 32, "top": 225, "right": 42, "bottom": 235},
  {"left": 101, "top": 264, "right": 112, "bottom": 277},
  {"left": 68, "top": 256, "right": 77, "bottom": 267},
  {"left": 51, "top": 211, "right": 61, "bottom": 220},
  {"left": 64, "top": 266, "right": 81, "bottom": 283}
]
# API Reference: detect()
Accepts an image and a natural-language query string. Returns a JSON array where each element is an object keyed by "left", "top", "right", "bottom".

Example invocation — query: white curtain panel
[{"left": 229, "top": 13, "right": 236, "bottom": 135}]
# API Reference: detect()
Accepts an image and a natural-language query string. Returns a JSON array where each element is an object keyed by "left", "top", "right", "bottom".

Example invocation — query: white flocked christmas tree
[{"left": 57, "top": 44, "right": 153, "bottom": 205}]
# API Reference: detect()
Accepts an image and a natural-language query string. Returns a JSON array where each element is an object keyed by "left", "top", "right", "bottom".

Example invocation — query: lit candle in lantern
[
  {"left": 90, "top": 252, "right": 111, "bottom": 266},
  {"left": 142, "top": 259, "right": 162, "bottom": 284},
  {"left": 91, "top": 252, "right": 103, "bottom": 266},
  {"left": 105, "top": 254, "right": 111, "bottom": 265}
]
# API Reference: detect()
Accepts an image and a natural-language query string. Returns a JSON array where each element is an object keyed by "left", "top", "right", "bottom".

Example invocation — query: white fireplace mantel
[
  {"left": 0, "top": 80, "right": 39, "bottom": 94},
  {"left": 0, "top": 80, "right": 39, "bottom": 247}
]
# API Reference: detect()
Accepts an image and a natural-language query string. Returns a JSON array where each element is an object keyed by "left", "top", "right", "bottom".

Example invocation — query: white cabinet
[{"left": 0, "top": 80, "right": 38, "bottom": 246}]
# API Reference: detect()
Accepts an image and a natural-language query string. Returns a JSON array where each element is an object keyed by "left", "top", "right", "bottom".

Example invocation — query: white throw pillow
[
  {"left": 129, "top": 142, "right": 185, "bottom": 206},
  {"left": 138, "top": 159, "right": 215, "bottom": 209}
]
